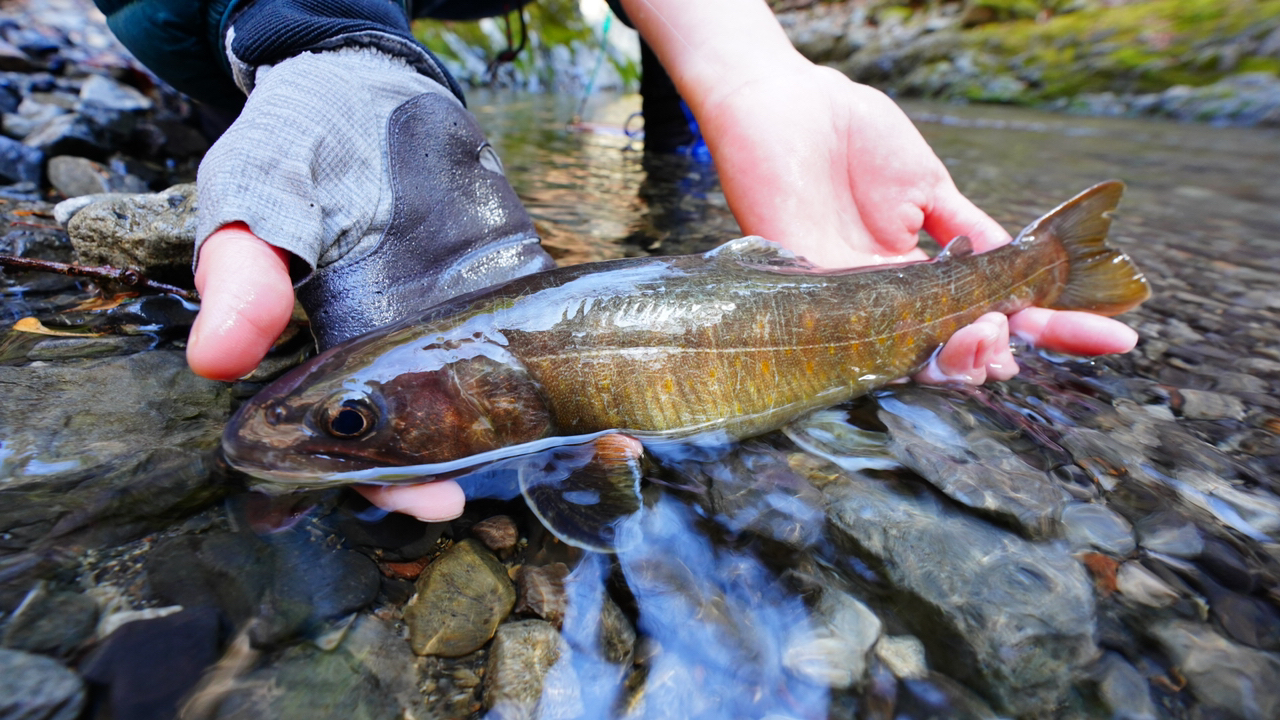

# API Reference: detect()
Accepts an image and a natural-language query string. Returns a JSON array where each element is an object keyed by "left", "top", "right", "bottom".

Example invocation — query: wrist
[{"left": 619, "top": 0, "right": 810, "bottom": 116}]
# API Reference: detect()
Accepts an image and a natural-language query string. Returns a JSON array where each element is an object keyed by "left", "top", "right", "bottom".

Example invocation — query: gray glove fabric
[{"left": 196, "top": 47, "right": 554, "bottom": 348}]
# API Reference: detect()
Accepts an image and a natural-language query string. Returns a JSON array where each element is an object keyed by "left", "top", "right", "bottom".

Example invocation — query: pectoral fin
[{"left": 519, "top": 433, "right": 646, "bottom": 553}]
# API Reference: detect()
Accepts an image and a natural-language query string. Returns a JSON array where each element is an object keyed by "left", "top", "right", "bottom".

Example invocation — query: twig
[{"left": 0, "top": 254, "right": 199, "bottom": 301}]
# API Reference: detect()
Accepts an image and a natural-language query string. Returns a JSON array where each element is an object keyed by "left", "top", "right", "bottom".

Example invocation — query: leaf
[{"left": 12, "top": 317, "right": 104, "bottom": 337}]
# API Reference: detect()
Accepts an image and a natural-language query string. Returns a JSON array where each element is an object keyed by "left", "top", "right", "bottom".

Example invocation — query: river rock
[
  {"left": 1061, "top": 502, "right": 1137, "bottom": 556},
  {"left": 404, "top": 538, "right": 516, "bottom": 656},
  {"left": 1092, "top": 652, "right": 1158, "bottom": 720},
  {"left": 0, "top": 648, "right": 85, "bottom": 720},
  {"left": 63, "top": 183, "right": 197, "bottom": 286},
  {"left": 1114, "top": 561, "right": 1180, "bottom": 608},
  {"left": 0, "top": 351, "right": 231, "bottom": 558},
  {"left": 0, "top": 135, "right": 43, "bottom": 184},
  {"left": 146, "top": 527, "right": 380, "bottom": 647},
  {"left": 483, "top": 619, "right": 580, "bottom": 720},
  {"left": 213, "top": 615, "right": 413, "bottom": 720},
  {"left": 878, "top": 387, "right": 1067, "bottom": 539},
  {"left": 0, "top": 582, "right": 98, "bottom": 657},
  {"left": 1178, "top": 388, "right": 1247, "bottom": 421},
  {"left": 514, "top": 562, "right": 570, "bottom": 627},
  {"left": 22, "top": 111, "right": 105, "bottom": 157},
  {"left": 808, "top": 455, "right": 1096, "bottom": 716},
  {"left": 1149, "top": 620, "right": 1280, "bottom": 720},
  {"left": 77, "top": 74, "right": 151, "bottom": 138},
  {"left": 472, "top": 514, "right": 520, "bottom": 555},
  {"left": 46, "top": 154, "right": 146, "bottom": 198},
  {"left": 874, "top": 634, "right": 928, "bottom": 680},
  {"left": 782, "top": 590, "right": 881, "bottom": 689}
]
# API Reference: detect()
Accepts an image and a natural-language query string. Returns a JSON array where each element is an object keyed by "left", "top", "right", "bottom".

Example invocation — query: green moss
[{"left": 966, "top": 0, "right": 1280, "bottom": 100}]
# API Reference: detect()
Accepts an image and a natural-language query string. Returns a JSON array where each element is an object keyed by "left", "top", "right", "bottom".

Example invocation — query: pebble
[
  {"left": 64, "top": 182, "right": 198, "bottom": 286},
  {"left": 514, "top": 562, "right": 570, "bottom": 627},
  {"left": 0, "top": 135, "right": 44, "bottom": 184},
  {"left": 1093, "top": 652, "right": 1157, "bottom": 720},
  {"left": 0, "top": 583, "right": 98, "bottom": 658},
  {"left": 0, "top": 647, "right": 85, "bottom": 720},
  {"left": 1136, "top": 512, "right": 1204, "bottom": 557},
  {"left": 782, "top": 590, "right": 881, "bottom": 689},
  {"left": 1150, "top": 620, "right": 1280, "bottom": 720},
  {"left": 46, "top": 154, "right": 146, "bottom": 198},
  {"left": 1179, "top": 388, "right": 1247, "bottom": 421},
  {"left": 1114, "top": 561, "right": 1180, "bottom": 608},
  {"left": 404, "top": 539, "right": 516, "bottom": 656},
  {"left": 471, "top": 514, "right": 520, "bottom": 554},
  {"left": 483, "top": 620, "right": 580, "bottom": 720},
  {"left": 1061, "top": 502, "right": 1137, "bottom": 556},
  {"left": 874, "top": 635, "right": 929, "bottom": 680}
]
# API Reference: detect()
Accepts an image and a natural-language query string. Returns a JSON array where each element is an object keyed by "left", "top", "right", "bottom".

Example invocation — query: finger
[
  {"left": 189, "top": 223, "right": 296, "bottom": 381},
  {"left": 356, "top": 481, "right": 466, "bottom": 523},
  {"left": 915, "top": 312, "right": 1019, "bottom": 385},
  {"left": 922, "top": 181, "right": 1013, "bottom": 253},
  {"left": 1009, "top": 307, "right": 1139, "bottom": 356}
]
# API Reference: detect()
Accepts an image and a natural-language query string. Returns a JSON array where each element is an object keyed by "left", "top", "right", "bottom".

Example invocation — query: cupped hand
[{"left": 693, "top": 62, "right": 1138, "bottom": 382}]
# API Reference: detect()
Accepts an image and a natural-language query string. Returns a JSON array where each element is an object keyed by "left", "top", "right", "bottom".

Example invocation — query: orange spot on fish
[
  {"left": 664, "top": 377, "right": 674, "bottom": 394},
  {"left": 760, "top": 359, "right": 770, "bottom": 374},
  {"left": 806, "top": 360, "right": 814, "bottom": 374}
]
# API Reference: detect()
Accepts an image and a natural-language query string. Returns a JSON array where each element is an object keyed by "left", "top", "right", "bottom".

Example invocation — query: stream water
[{"left": 1, "top": 92, "right": 1278, "bottom": 720}]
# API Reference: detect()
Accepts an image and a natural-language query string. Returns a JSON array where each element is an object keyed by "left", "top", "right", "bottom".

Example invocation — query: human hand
[{"left": 189, "top": 47, "right": 551, "bottom": 381}]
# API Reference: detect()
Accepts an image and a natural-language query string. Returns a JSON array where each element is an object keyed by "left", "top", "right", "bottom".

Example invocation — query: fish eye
[{"left": 323, "top": 398, "right": 377, "bottom": 439}]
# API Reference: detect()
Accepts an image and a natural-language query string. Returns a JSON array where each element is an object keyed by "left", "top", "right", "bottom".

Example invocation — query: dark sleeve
[
  {"left": 94, "top": 0, "right": 246, "bottom": 109},
  {"left": 93, "top": 0, "right": 462, "bottom": 109}
]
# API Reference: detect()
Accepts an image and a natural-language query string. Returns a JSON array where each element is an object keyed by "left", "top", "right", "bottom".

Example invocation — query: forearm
[{"left": 616, "top": 0, "right": 809, "bottom": 116}]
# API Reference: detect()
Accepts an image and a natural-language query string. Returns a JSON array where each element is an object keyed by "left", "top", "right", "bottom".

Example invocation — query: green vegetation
[
  {"left": 966, "top": 0, "right": 1280, "bottom": 100},
  {"left": 411, "top": 0, "right": 639, "bottom": 91}
]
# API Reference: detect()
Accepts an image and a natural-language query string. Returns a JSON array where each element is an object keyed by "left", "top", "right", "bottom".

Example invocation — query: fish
[{"left": 222, "top": 181, "right": 1150, "bottom": 550}]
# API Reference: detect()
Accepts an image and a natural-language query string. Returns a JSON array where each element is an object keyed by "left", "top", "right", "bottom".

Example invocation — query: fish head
[{"left": 222, "top": 334, "right": 554, "bottom": 487}]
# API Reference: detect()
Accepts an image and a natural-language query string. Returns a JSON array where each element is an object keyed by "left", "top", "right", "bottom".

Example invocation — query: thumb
[
  {"left": 188, "top": 223, "right": 297, "bottom": 381},
  {"left": 922, "top": 182, "right": 1013, "bottom": 253}
]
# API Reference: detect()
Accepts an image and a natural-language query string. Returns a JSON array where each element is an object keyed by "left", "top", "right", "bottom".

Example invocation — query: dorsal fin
[
  {"left": 705, "top": 236, "right": 818, "bottom": 269},
  {"left": 936, "top": 236, "right": 975, "bottom": 260}
]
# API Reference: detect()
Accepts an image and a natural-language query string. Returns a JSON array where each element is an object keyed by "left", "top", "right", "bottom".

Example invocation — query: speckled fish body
[{"left": 223, "top": 182, "right": 1149, "bottom": 488}]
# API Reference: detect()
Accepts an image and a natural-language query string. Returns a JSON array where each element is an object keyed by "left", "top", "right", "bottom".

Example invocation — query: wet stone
[
  {"left": 1150, "top": 620, "right": 1280, "bottom": 720},
  {"left": 213, "top": 617, "right": 411, "bottom": 720},
  {"left": 874, "top": 634, "right": 928, "bottom": 680},
  {"left": 0, "top": 134, "right": 42, "bottom": 184},
  {"left": 782, "top": 590, "right": 881, "bottom": 689},
  {"left": 26, "top": 334, "right": 156, "bottom": 360},
  {"left": 46, "top": 154, "right": 145, "bottom": 198},
  {"left": 0, "top": 351, "right": 231, "bottom": 556},
  {"left": 63, "top": 183, "right": 198, "bottom": 286},
  {"left": 1061, "top": 502, "right": 1136, "bottom": 556},
  {"left": 1178, "top": 388, "right": 1247, "bottom": 421},
  {"left": 1136, "top": 511, "right": 1204, "bottom": 557},
  {"left": 146, "top": 528, "right": 380, "bottom": 648},
  {"left": 878, "top": 388, "right": 1067, "bottom": 538},
  {"left": 472, "top": 514, "right": 520, "bottom": 555},
  {"left": 22, "top": 112, "right": 105, "bottom": 157},
  {"left": 76, "top": 74, "right": 151, "bottom": 138},
  {"left": 0, "top": 648, "right": 85, "bottom": 720},
  {"left": 1092, "top": 652, "right": 1158, "bottom": 720},
  {"left": 483, "top": 619, "right": 581, "bottom": 720},
  {"left": 515, "top": 562, "right": 570, "bottom": 627},
  {"left": 0, "top": 583, "right": 98, "bottom": 658},
  {"left": 813, "top": 459, "right": 1096, "bottom": 716},
  {"left": 405, "top": 538, "right": 516, "bottom": 657},
  {"left": 1114, "top": 561, "right": 1180, "bottom": 608},
  {"left": 597, "top": 595, "right": 636, "bottom": 666}
]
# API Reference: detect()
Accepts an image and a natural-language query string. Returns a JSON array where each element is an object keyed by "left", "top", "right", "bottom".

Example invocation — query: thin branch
[{"left": 0, "top": 254, "right": 199, "bottom": 301}]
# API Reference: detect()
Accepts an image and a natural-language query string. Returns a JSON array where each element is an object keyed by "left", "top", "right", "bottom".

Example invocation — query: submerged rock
[
  {"left": 809, "top": 456, "right": 1096, "bottom": 716},
  {"left": 404, "top": 539, "right": 516, "bottom": 657},
  {"left": 0, "top": 647, "right": 85, "bottom": 720},
  {"left": 0, "top": 351, "right": 230, "bottom": 557},
  {"left": 1149, "top": 620, "right": 1280, "bottom": 720},
  {"left": 878, "top": 387, "right": 1067, "bottom": 538},
  {"left": 483, "top": 619, "right": 580, "bottom": 720}
]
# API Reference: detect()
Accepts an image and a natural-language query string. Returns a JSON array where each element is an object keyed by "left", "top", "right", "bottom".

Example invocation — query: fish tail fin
[{"left": 1021, "top": 180, "right": 1151, "bottom": 316}]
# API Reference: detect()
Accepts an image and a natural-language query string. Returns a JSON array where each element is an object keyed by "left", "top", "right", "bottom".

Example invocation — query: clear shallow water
[{"left": 2, "top": 94, "right": 1279, "bottom": 720}]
